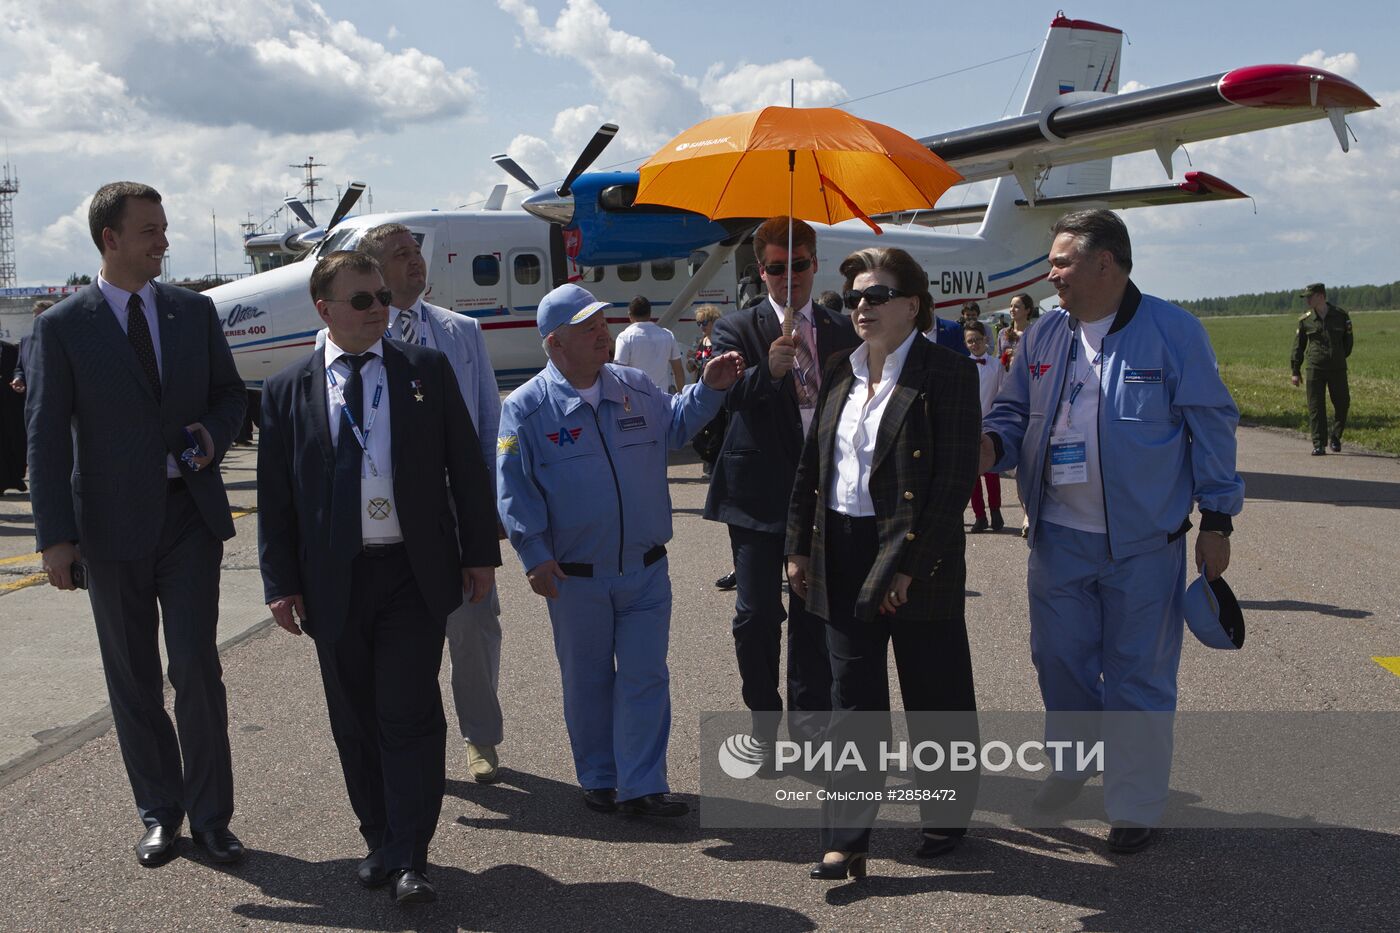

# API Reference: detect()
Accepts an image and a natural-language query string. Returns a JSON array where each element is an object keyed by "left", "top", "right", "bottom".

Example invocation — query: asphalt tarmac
[{"left": 0, "top": 424, "right": 1396, "bottom": 932}]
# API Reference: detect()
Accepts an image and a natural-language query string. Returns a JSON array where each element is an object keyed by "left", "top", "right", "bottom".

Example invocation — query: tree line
[{"left": 1173, "top": 281, "right": 1400, "bottom": 317}]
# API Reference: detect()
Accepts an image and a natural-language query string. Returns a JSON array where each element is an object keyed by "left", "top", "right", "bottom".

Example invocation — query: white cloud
[
  {"left": 495, "top": 0, "right": 847, "bottom": 179},
  {"left": 1297, "top": 50, "right": 1360, "bottom": 79},
  {"left": 0, "top": 1, "right": 480, "bottom": 138}
]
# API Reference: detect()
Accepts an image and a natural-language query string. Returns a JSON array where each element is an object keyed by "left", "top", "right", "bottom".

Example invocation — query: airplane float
[{"left": 205, "top": 12, "right": 1379, "bottom": 396}]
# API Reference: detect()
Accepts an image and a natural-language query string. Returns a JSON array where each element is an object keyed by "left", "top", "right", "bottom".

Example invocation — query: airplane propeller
[
  {"left": 283, "top": 196, "right": 317, "bottom": 229},
  {"left": 493, "top": 123, "right": 620, "bottom": 286},
  {"left": 327, "top": 182, "right": 367, "bottom": 230},
  {"left": 491, "top": 154, "right": 540, "bottom": 192}
]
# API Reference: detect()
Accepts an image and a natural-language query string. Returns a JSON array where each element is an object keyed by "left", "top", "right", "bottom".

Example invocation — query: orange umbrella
[
  {"left": 635, "top": 106, "right": 962, "bottom": 332},
  {"left": 636, "top": 106, "right": 961, "bottom": 228}
]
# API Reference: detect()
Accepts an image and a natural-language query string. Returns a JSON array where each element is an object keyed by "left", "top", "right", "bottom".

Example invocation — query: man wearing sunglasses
[
  {"left": 257, "top": 250, "right": 501, "bottom": 904},
  {"left": 705, "top": 216, "right": 858, "bottom": 757},
  {"left": 348, "top": 223, "right": 509, "bottom": 789}
]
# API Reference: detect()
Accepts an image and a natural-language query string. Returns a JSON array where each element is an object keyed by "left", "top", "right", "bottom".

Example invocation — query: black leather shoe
[
  {"left": 618, "top": 793, "right": 689, "bottom": 817},
  {"left": 1031, "top": 776, "right": 1087, "bottom": 813},
  {"left": 583, "top": 788, "right": 618, "bottom": 813},
  {"left": 357, "top": 850, "right": 391, "bottom": 888},
  {"left": 193, "top": 827, "right": 244, "bottom": 864},
  {"left": 990, "top": 509, "right": 1005, "bottom": 531},
  {"left": 392, "top": 869, "right": 437, "bottom": 904},
  {"left": 810, "top": 852, "right": 867, "bottom": 880},
  {"left": 715, "top": 571, "right": 737, "bottom": 591},
  {"left": 915, "top": 833, "right": 961, "bottom": 858},
  {"left": 135, "top": 823, "right": 180, "bottom": 867},
  {"left": 1312, "top": 447, "right": 1326, "bottom": 456},
  {"left": 970, "top": 516, "right": 989, "bottom": 533},
  {"left": 1107, "top": 823, "right": 1157, "bottom": 853},
  {"left": 1330, "top": 436, "right": 1342, "bottom": 452}
]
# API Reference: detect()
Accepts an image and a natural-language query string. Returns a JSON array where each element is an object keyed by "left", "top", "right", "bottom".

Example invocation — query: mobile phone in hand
[
  {"left": 181, "top": 427, "right": 206, "bottom": 470},
  {"left": 71, "top": 560, "right": 88, "bottom": 590}
]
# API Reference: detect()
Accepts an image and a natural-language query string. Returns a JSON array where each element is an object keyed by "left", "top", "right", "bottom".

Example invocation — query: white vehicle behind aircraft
[{"left": 205, "top": 13, "right": 1378, "bottom": 392}]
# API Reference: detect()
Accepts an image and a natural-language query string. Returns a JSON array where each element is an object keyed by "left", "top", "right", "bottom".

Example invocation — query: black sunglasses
[
  {"left": 843, "top": 286, "right": 907, "bottom": 309},
  {"left": 762, "top": 258, "right": 813, "bottom": 277},
  {"left": 331, "top": 289, "right": 393, "bottom": 311}
]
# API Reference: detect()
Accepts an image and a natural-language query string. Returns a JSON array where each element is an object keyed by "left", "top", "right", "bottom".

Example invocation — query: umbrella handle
[{"left": 782, "top": 304, "right": 795, "bottom": 338}]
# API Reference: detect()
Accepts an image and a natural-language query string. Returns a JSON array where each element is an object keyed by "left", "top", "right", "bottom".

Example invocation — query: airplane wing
[
  {"left": 922, "top": 65, "right": 1379, "bottom": 198},
  {"left": 880, "top": 171, "right": 1249, "bottom": 228}
]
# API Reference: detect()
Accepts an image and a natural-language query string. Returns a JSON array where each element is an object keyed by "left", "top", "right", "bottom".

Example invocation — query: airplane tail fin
[{"left": 976, "top": 15, "right": 1124, "bottom": 252}]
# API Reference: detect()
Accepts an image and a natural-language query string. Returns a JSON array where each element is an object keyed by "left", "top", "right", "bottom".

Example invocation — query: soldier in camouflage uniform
[{"left": 1290, "top": 283, "right": 1353, "bottom": 455}]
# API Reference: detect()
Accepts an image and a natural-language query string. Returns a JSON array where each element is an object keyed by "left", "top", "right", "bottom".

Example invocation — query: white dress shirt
[
  {"left": 324, "top": 335, "right": 401, "bottom": 543},
  {"left": 827, "top": 328, "right": 920, "bottom": 516},
  {"left": 98, "top": 273, "right": 179, "bottom": 478}
]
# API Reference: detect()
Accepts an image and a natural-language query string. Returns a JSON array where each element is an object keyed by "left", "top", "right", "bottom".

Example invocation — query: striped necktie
[{"left": 397, "top": 308, "right": 417, "bottom": 344}]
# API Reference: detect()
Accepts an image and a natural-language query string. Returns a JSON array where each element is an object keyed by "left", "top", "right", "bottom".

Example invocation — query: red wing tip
[
  {"left": 1219, "top": 64, "right": 1380, "bottom": 110},
  {"left": 1180, "top": 172, "right": 1247, "bottom": 198},
  {"left": 1049, "top": 14, "right": 1122, "bottom": 34}
]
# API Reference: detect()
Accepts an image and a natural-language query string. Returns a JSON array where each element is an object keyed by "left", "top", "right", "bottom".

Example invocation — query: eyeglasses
[
  {"left": 843, "top": 285, "right": 907, "bottom": 309},
  {"left": 330, "top": 289, "right": 393, "bottom": 311},
  {"left": 762, "top": 258, "right": 813, "bottom": 277}
]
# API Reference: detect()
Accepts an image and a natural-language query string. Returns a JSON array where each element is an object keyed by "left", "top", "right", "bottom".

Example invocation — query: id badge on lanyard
[{"left": 1048, "top": 331, "right": 1101, "bottom": 487}]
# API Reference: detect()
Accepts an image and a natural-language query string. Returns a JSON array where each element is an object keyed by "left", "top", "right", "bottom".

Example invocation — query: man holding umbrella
[{"left": 705, "top": 217, "right": 858, "bottom": 751}]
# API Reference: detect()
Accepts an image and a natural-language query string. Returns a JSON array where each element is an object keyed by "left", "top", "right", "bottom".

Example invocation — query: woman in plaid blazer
[{"left": 786, "top": 247, "right": 982, "bottom": 881}]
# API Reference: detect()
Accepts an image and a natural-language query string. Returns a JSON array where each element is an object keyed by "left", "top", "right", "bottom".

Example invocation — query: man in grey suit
[
  {"left": 25, "top": 182, "right": 247, "bottom": 867},
  {"left": 358, "top": 222, "right": 507, "bottom": 783}
]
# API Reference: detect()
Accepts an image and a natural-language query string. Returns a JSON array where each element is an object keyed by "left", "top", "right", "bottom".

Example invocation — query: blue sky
[{"left": 2, "top": 0, "right": 1396, "bottom": 300}]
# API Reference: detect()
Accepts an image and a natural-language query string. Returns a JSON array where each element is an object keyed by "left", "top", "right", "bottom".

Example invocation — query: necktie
[
  {"left": 398, "top": 308, "right": 417, "bottom": 344},
  {"left": 793, "top": 314, "right": 816, "bottom": 408},
  {"left": 332, "top": 353, "right": 368, "bottom": 550},
  {"left": 126, "top": 293, "right": 161, "bottom": 402}
]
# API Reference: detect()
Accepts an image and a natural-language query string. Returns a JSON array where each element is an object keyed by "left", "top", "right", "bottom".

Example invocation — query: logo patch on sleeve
[
  {"left": 1030, "top": 362, "right": 1053, "bottom": 379},
  {"left": 497, "top": 434, "right": 520, "bottom": 456},
  {"left": 545, "top": 427, "right": 583, "bottom": 446},
  {"left": 1123, "top": 369, "right": 1163, "bottom": 384}
]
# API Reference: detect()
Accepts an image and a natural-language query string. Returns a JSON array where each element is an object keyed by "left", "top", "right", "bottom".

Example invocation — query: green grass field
[{"left": 1202, "top": 310, "right": 1400, "bottom": 456}]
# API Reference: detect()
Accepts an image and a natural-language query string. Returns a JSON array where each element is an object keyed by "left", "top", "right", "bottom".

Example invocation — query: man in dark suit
[
  {"left": 26, "top": 182, "right": 247, "bottom": 867},
  {"left": 704, "top": 216, "right": 859, "bottom": 748},
  {"left": 257, "top": 250, "right": 500, "bottom": 905}
]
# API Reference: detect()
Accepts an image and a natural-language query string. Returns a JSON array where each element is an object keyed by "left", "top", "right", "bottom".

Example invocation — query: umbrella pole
[{"left": 783, "top": 148, "right": 796, "bottom": 338}]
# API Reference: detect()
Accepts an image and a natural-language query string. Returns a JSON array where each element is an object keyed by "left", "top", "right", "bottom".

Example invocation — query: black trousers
[
  {"left": 314, "top": 546, "right": 447, "bottom": 873},
  {"left": 727, "top": 524, "right": 833, "bottom": 743},
  {"left": 85, "top": 482, "right": 233, "bottom": 832},
  {"left": 819, "top": 511, "right": 978, "bottom": 854}
]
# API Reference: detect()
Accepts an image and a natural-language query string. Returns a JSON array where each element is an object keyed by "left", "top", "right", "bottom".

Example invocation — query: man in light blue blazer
[{"left": 358, "top": 223, "right": 506, "bottom": 782}]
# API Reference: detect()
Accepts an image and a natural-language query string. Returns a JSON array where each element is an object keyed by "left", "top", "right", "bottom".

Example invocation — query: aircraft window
[
  {"left": 514, "top": 253, "right": 543, "bottom": 285},
  {"left": 578, "top": 266, "right": 603, "bottom": 283},
  {"left": 473, "top": 255, "right": 500, "bottom": 286},
  {"left": 650, "top": 259, "right": 675, "bottom": 281},
  {"left": 689, "top": 251, "right": 709, "bottom": 275},
  {"left": 617, "top": 263, "right": 641, "bottom": 282},
  {"left": 318, "top": 228, "right": 362, "bottom": 256}
]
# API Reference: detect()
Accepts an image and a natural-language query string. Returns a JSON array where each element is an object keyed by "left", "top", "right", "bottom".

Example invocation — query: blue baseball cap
[
  {"left": 1184, "top": 571, "right": 1245, "bottom": 650},
  {"left": 538, "top": 283, "right": 610, "bottom": 337}
]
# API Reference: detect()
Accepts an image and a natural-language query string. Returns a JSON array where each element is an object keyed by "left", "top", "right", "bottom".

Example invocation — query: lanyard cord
[{"left": 327, "top": 363, "right": 386, "bottom": 475}]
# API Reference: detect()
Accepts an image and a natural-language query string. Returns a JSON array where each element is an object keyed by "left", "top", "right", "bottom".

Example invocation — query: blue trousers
[
  {"left": 545, "top": 559, "right": 672, "bottom": 801},
  {"left": 1028, "top": 521, "right": 1184, "bottom": 824}
]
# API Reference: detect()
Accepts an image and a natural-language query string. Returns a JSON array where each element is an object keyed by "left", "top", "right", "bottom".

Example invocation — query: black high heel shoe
[{"left": 809, "top": 853, "right": 868, "bottom": 880}]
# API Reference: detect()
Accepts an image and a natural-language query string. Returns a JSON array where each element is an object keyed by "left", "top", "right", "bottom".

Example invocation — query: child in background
[{"left": 964, "top": 321, "right": 1004, "bottom": 532}]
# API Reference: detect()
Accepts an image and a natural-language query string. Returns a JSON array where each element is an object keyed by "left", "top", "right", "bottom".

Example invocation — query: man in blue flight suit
[
  {"left": 981, "top": 210, "right": 1244, "bottom": 854},
  {"left": 497, "top": 283, "right": 744, "bottom": 817}
]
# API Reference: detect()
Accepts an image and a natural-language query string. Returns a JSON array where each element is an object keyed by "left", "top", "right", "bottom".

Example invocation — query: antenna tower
[
  {"left": 0, "top": 163, "right": 17, "bottom": 287},
  {"left": 289, "top": 155, "right": 327, "bottom": 217}
]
